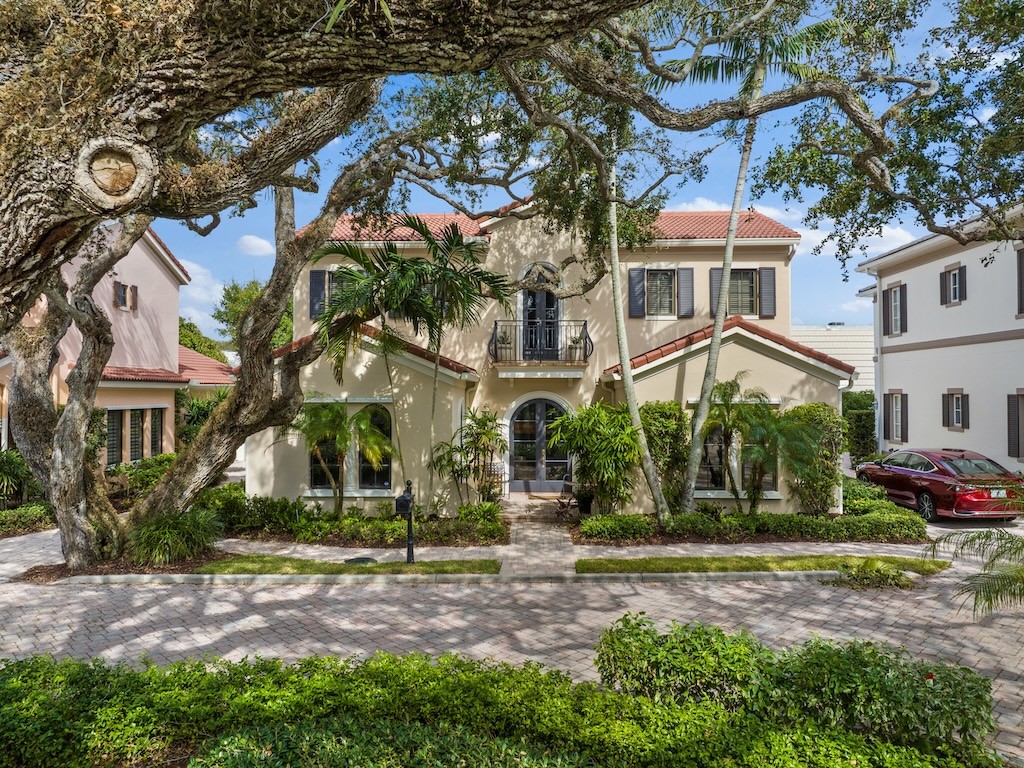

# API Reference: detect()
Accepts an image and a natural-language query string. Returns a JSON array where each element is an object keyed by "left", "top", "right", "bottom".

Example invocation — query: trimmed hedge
[
  {"left": 847, "top": 409, "right": 877, "bottom": 467},
  {"left": 579, "top": 514, "right": 656, "bottom": 540},
  {"left": 0, "top": 651, "right": 995, "bottom": 768},
  {"left": 666, "top": 508, "right": 926, "bottom": 543},
  {"left": 0, "top": 502, "right": 54, "bottom": 537}
]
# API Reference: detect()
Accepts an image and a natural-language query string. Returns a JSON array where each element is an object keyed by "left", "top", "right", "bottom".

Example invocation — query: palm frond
[
  {"left": 956, "top": 564, "right": 1024, "bottom": 615},
  {"left": 927, "top": 529, "right": 1024, "bottom": 569}
]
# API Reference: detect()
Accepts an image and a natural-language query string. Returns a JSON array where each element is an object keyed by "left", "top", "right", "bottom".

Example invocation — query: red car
[{"left": 856, "top": 449, "right": 1024, "bottom": 522}]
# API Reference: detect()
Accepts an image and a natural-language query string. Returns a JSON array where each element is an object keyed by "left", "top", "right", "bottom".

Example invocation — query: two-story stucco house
[
  {"left": 0, "top": 227, "right": 234, "bottom": 467},
  {"left": 857, "top": 231, "right": 1024, "bottom": 469},
  {"left": 246, "top": 209, "right": 855, "bottom": 514}
]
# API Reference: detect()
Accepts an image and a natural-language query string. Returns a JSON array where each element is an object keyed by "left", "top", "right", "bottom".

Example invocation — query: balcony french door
[
  {"left": 509, "top": 399, "right": 569, "bottom": 493},
  {"left": 523, "top": 289, "right": 559, "bottom": 361}
]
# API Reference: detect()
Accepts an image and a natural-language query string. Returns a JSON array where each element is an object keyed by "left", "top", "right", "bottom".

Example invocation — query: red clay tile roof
[
  {"left": 655, "top": 211, "right": 800, "bottom": 240},
  {"left": 326, "top": 214, "right": 484, "bottom": 242},
  {"left": 266, "top": 325, "right": 476, "bottom": 376},
  {"left": 323, "top": 209, "right": 797, "bottom": 243},
  {"left": 102, "top": 366, "right": 189, "bottom": 383},
  {"left": 604, "top": 317, "right": 856, "bottom": 376},
  {"left": 178, "top": 345, "right": 235, "bottom": 385}
]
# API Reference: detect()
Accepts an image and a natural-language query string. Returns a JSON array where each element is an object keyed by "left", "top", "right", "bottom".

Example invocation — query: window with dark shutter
[
  {"left": 150, "top": 409, "right": 163, "bottom": 456},
  {"left": 129, "top": 285, "right": 139, "bottom": 311},
  {"left": 106, "top": 410, "right": 123, "bottom": 467},
  {"left": 309, "top": 269, "right": 327, "bottom": 319},
  {"left": 646, "top": 270, "right": 675, "bottom": 316},
  {"left": 758, "top": 267, "right": 776, "bottom": 318},
  {"left": 900, "top": 393, "right": 909, "bottom": 441},
  {"left": 941, "top": 393, "right": 950, "bottom": 427},
  {"left": 676, "top": 268, "right": 694, "bottom": 318},
  {"left": 961, "top": 394, "right": 970, "bottom": 429},
  {"left": 129, "top": 409, "right": 144, "bottom": 462},
  {"left": 1009, "top": 395, "right": 1021, "bottom": 458},
  {"left": 939, "top": 271, "right": 948, "bottom": 305},
  {"left": 729, "top": 270, "right": 757, "bottom": 315},
  {"left": 882, "top": 288, "right": 891, "bottom": 336},
  {"left": 627, "top": 268, "right": 646, "bottom": 318},
  {"left": 899, "top": 285, "right": 908, "bottom": 333},
  {"left": 883, "top": 393, "right": 892, "bottom": 440},
  {"left": 709, "top": 268, "right": 722, "bottom": 316}
]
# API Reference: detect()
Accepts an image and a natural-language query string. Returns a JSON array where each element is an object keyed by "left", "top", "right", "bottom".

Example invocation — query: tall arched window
[{"left": 359, "top": 405, "right": 392, "bottom": 489}]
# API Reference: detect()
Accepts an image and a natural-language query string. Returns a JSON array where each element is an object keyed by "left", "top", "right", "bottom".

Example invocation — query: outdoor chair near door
[{"left": 556, "top": 474, "right": 578, "bottom": 521}]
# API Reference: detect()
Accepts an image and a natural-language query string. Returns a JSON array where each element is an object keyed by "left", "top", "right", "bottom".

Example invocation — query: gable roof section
[
  {"left": 326, "top": 214, "right": 484, "bottom": 242},
  {"left": 142, "top": 227, "right": 191, "bottom": 285},
  {"left": 265, "top": 325, "right": 476, "bottom": 376},
  {"left": 604, "top": 316, "right": 856, "bottom": 376},
  {"left": 102, "top": 366, "right": 189, "bottom": 383},
  {"left": 654, "top": 211, "right": 799, "bottom": 240},
  {"left": 178, "top": 345, "right": 235, "bottom": 385}
]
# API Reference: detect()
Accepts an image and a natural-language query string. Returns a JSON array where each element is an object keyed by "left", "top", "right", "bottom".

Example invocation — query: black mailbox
[{"left": 395, "top": 480, "right": 415, "bottom": 563}]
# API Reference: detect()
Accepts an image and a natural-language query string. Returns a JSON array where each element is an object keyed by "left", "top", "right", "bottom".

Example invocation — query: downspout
[
  {"left": 837, "top": 371, "right": 858, "bottom": 516},
  {"left": 871, "top": 273, "right": 883, "bottom": 453}
]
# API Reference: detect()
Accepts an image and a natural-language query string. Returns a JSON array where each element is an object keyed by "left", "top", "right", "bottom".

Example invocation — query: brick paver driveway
[{"left": 0, "top": 524, "right": 1021, "bottom": 759}]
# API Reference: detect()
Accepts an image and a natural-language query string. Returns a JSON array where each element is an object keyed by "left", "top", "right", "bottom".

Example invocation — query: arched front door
[{"left": 509, "top": 399, "right": 569, "bottom": 493}]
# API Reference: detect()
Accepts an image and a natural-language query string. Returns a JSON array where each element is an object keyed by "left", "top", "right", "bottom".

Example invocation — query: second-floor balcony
[{"left": 488, "top": 320, "right": 594, "bottom": 374}]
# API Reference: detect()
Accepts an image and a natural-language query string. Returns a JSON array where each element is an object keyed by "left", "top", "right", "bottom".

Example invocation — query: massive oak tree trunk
[{"left": 0, "top": 0, "right": 647, "bottom": 339}]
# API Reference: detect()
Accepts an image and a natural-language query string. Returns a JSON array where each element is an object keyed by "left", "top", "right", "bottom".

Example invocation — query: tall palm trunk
[
  {"left": 425, "top": 350, "right": 442, "bottom": 512},
  {"left": 681, "top": 72, "right": 764, "bottom": 514},
  {"left": 608, "top": 157, "right": 671, "bottom": 523}
]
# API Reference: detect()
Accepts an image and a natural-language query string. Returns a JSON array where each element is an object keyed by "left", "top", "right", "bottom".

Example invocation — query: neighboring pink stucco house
[{"left": 0, "top": 227, "right": 233, "bottom": 466}]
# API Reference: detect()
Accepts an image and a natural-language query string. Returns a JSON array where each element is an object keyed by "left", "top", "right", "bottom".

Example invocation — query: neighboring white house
[
  {"left": 791, "top": 323, "right": 872, "bottom": 393},
  {"left": 856, "top": 231, "right": 1024, "bottom": 469}
]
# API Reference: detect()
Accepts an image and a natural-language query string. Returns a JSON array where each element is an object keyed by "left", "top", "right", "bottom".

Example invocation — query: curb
[{"left": 54, "top": 569, "right": 844, "bottom": 586}]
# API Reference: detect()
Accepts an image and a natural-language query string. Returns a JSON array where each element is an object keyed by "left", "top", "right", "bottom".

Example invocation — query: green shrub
[
  {"left": 0, "top": 652, "right": 993, "bottom": 768},
  {"left": 128, "top": 508, "right": 223, "bottom": 565},
  {"left": 833, "top": 511, "right": 927, "bottom": 542},
  {"left": 579, "top": 513, "right": 655, "bottom": 540},
  {"left": 846, "top": 408, "right": 877, "bottom": 466},
  {"left": 753, "top": 512, "right": 832, "bottom": 539},
  {"left": 843, "top": 474, "right": 888, "bottom": 502},
  {"left": 0, "top": 449, "right": 31, "bottom": 508},
  {"left": 458, "top": 501, "right": 502, "bottom": 523},
  {"left": 0, "top": 502, "right": 55, "bottom": 536},
  {"left": 194, "top": 483, "right": 247, "bottom": 527},
  {"left": 189, "top": 718, "right": 592, "bottom": 768},
  {"left": 208, "top": 493, "right": 308, "bottom": 535},
  {"left": 107, "top": 453, "right": 178, "bottom": 498},
  {"left": 787, "top": 402, "right": 845, "bottom": 515},
  {"left": 754, "top": 637, "right": 994, "bottom": 752},
  {"left": 596, "top": 613, "right": 772, "bottom": 710},
  {"left": 828, "top": 558, "right": 915, "bottom": 590},
  {"left": 638, "top": 401, "right": 690, "bottom": 505}
]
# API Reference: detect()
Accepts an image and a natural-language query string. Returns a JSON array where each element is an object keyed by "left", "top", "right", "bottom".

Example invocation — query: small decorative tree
[
  {"left": 741, "top": 402, "right": 818, "bottom": 515},
  {"left": 638, "top": 401, "right": 690, "bottom": 508},
  {"left": 277, "top": 402, "right": 392, "bottom": 514},
  {"left": 549, "top": 403, "right": 642, "bottom": 514},
  {"left": 430, "top": 408, "right": 508, "bottom": 505},
  {"left": 787, "top": 402, "right": 845, "bottom": 515}
]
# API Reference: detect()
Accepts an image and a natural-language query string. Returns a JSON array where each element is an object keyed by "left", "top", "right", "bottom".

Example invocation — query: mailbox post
[{"left": 395, "top": 480, "right": 415, "bottom": 564}]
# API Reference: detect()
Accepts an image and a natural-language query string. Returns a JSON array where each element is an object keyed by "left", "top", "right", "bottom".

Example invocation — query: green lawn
[
  {"left": 575, "top": 554, "right": 950, "bottom": 575},
  {"left": 198, "top": 555, "right": 502, "bottom": 576}
]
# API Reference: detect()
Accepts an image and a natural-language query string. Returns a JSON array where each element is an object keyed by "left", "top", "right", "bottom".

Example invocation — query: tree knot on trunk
[{"left": 73, "top": 138, "right": 157, "bottom": 213}]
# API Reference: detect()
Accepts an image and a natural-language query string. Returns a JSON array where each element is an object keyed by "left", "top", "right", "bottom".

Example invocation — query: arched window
[{"left": 359, "top": 405, "right": 392, "bottom": 490}]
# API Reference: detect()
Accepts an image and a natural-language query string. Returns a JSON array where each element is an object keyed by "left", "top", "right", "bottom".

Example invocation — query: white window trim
[
  {"left": 952, "top": 393, "right": 963, "bottom": 428},
  {"left": 892, "top": 396, "right": 903, "bottom": 443},
  {"left": 891, "top": 288, "right": 902, "bottom": 334}
]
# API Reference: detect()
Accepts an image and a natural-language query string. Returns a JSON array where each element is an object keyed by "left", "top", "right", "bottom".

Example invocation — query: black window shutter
[
  {"left": 939, "top": 271, "right": 948, "bottom": 305},
  {"left": 758, "top": 267, "right": 776, "bottom": 319},
  {"left": 883, "top": 393, "right": 892, "bottom": 440},
  {"left": 941, "top": 393, "right": 950, "bottom": 427},
  {"left": 1018, "top": 251, "right": 1024, "bottom": 314},
  {"left": 882, "top": 288, "right": 891, "bottom": 336},
  {"left": 899, "top": 285, "right": 908, "bottom": 333},
  {"left": 113, "top": 280, "right": 123, "bottom": 309},
  {"left": 309, "top": 269, "right": 326, "bottom": 319},
  {"left": 1009, "top": 395, "right": 1021, "bottom": 458},
  {"left": 709, "top": 268, "right": 722, "bottom": 316},
  {"left": 959, "top": 266, "right": 967, "bottom": 301},
  {"left": 901, "top": 393, "right": 909, "bottom": 442},
  {"left": 628, "top": 268, "right": 646, "bottom": 318},
  {"left": 962, "top": 394, "right": 970, "bottom": 429},
  {"left": 676, "top": 268, "right": 694, "bottom": 318}
]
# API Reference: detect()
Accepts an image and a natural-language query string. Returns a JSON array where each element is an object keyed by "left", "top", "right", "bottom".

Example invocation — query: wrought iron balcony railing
[{"left": 487, "top": 320, "right": 593, "bottom": 364}]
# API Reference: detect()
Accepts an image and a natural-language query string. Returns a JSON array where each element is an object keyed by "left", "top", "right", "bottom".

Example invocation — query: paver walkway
[{"left": 0, "top": 521, "right": 1021, "bottom": 759}]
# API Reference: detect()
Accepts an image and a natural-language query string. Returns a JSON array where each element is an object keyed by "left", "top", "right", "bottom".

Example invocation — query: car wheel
[
  {"left": 856, "top": 473, "right": 870, "bottom": 483},
  {"left": 917, "top": 492, "right": 937, "bottom": 522}
]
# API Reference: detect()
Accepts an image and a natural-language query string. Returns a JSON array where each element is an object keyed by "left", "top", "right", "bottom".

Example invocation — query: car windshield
[{"left": 940, "top": 457, "right": 1010, "bottom": 476}]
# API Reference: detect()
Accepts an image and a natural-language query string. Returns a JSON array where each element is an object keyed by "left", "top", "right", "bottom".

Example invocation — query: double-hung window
[
  {"left": 728, "top": 270, "right": 757, "bottom": 315},
  {"left": 645, "top": 270, "right": 675, "bottom": 317},
  {"left": 940, "top": 265, "right": 967, "bottom": 306}
]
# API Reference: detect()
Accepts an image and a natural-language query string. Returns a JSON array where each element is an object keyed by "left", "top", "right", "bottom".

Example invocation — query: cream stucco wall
[{"left": 96, "top": 386, "right": 177, "bottom": 465}]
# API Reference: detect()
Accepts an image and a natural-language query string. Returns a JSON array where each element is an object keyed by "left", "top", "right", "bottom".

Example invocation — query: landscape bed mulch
[
  {"left": 570, "top": 529, "right": 928, "bottom": 546},
  {"left": 18, "top": 551, "right": 234, "bottom": 584}
]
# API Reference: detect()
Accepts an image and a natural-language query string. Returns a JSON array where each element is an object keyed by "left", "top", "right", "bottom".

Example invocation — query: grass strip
[
  {"left": 198, "top": 554, "right": 501, "bottom": 576},
  {"left": 575, "top": 554, "right": 949, "bottom": 575}
]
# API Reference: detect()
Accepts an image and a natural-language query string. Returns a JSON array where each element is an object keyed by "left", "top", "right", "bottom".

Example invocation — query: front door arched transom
[{"left": 508, "top": 398, "right": 569, "bottom": 493}]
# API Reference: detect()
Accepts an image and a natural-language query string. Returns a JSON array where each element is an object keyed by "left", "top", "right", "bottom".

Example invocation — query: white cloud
[
  {"left": 667, "top": 197, "right": 804, "bottom": 223},
  {"left": 978, "top": 106, "right": 997, "bottom": 123},
  {"left": 179, "top": 259, "right": 224, "bottom": 339},
  {"left": 237, "top": 234, "right": 275, "bottom": 257},
  {"left": 667, "top": 196, "right": 729, "bottom": 212},
  {"left": 794, "top": 223, "right": 917, "bottom": 262}
]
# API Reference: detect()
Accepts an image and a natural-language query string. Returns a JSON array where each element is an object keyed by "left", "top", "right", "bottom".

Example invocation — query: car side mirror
[{"left": 874, "top": 460, "right": 883, "bottom": 466}]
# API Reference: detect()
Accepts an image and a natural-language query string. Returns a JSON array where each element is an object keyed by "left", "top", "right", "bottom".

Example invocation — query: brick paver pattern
[{"left": 0, "top": 522, "right": 1021, "bottom": 759}]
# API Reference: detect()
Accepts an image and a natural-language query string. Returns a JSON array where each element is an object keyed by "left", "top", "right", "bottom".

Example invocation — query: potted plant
[
  {"left": 567, "top": 334, "right": 584, "bottom": 363},
  {"left": 495, "top": 330, "right": 512, "bottom": 361}
]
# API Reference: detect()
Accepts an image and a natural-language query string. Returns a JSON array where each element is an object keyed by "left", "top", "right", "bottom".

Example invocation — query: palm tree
[
  {"left": 277, "top": 402, "right": 391, "bottom": 514},
  {"left": 607, "top": 149, "right": 672, "bottom": 524},
  {"left": 740, "top": 402, "right": 817, "bottom": 514},
  {"left": 701, "top": 372, "right": 766, "bottom": 510},
  {"left": 664, "top": 18, "right": 847, "bottom": 513},
  {"left": 928, "top": 528, "right": 1024, "bottom": 615}
]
